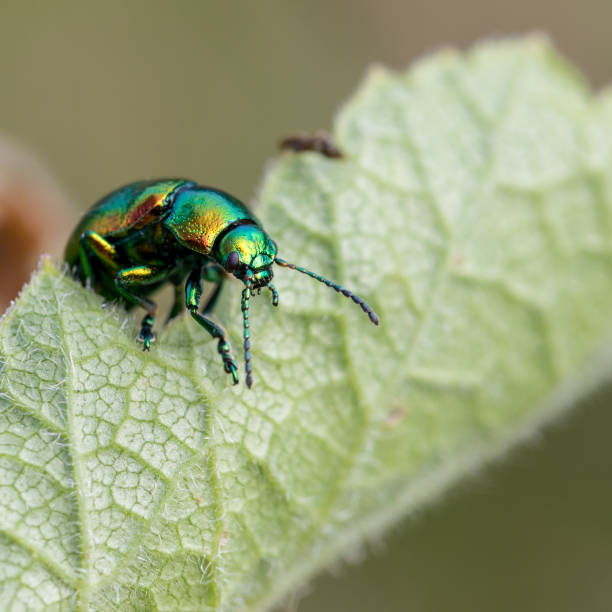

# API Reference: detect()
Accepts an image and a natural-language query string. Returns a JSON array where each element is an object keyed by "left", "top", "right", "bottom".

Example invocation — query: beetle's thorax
[{"left": 163, "top": 185, "right": 257, "bottom": 256}]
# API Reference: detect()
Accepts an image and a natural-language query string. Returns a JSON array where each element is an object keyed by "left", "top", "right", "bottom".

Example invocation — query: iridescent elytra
[{"left": 65, "top": 179, "right": 378, "bottom": 387}]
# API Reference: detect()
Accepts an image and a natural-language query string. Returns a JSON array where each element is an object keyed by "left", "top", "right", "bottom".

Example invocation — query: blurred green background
[{"left": 1, "top": 1, "right": 612, "bottom": 610}]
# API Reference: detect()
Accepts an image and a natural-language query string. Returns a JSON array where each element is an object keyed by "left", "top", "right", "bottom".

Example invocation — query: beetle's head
[{"left": 217, "top": 224, "right": 277, "bottom": 287}]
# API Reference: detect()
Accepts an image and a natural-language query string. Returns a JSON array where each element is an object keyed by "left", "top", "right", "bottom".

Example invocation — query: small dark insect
[
  {"left": 279, "top": 131, "right": 343, "bottom": 159},
  {"left": 65, "top": 179, "right": 378, "bottom": 388}
]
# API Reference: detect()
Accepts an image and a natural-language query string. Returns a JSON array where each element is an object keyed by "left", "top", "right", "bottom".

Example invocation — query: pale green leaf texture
[{"left": 2, "top": 37, "right": 612, "bottom": 611}]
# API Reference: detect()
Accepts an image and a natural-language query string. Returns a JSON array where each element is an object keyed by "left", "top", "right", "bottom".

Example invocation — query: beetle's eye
[{"left": 226, "top": 251, "right": 240, "bottom": 273}]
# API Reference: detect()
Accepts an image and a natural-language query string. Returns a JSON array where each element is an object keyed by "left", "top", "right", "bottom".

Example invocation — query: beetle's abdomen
[
  {"left": 164, "top": 187, "right": 259, "bottom": 255},
  {"left": 64, "top": 179, "right": 190, "bottom": 265}
]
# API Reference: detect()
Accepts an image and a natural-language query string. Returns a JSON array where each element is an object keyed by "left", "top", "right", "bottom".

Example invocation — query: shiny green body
[
  {"left": 65, "top": 178, "right": 378, "bottom": 388},
  {"left": 65, "top": 178, "right": 265, "bottom": 302}
]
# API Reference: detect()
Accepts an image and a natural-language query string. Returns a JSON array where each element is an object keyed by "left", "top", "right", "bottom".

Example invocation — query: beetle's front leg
[
  {"left": 185, "top": 266, "right": 238, "bottom": 385},
  {"left": 115, "top": 265, "right": 168, "bottom": 350}
]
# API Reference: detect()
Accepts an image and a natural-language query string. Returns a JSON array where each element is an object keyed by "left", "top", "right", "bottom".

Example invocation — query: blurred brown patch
[
  {"left": 0, "top": 140, "right": 73, "bottom": 313},
  {"left": 384, "top": 405, "right": 406, "bottom": 428}
]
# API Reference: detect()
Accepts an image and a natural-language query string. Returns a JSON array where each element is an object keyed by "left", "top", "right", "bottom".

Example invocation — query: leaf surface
[{"left": 2, "top": 38, "right": 612, "bottom": 611}]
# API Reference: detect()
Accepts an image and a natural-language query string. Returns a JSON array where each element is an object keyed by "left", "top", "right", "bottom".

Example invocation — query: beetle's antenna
[
  {"left": 275, "top": 257, "right": 379, "bottom": 325},
  {"left": 241, "top": 274, "right": 254, "bottom": 388},
  {"left": 268, "top": 284, "right": 279, "bottom": 307}
]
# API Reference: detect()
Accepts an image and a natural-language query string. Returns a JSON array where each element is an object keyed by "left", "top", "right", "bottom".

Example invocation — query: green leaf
[{"left": 2, "top": 37, "right": 612, "bottom": 611}]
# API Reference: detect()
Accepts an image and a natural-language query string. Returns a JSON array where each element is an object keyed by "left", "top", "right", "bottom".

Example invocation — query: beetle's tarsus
[
  {"left": 225, "top": 362, "right": 240, "bottom": 385},
  {"left": 268, "top": 284, "right": 279, "bottom": 307},
  {"left": 218, "top": 338, "right": 239, "bottom": 384},
  {"left": 138, "top": 314, "right": 156, "bottom": 351}
]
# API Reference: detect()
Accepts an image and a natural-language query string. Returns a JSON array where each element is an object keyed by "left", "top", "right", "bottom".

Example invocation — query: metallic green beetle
[{"left": 65, "top": 179, "right": 378, "bottom": 387}]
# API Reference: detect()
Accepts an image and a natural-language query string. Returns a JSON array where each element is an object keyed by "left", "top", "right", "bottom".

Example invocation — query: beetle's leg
[
  {"left": 167, "top": 263, "right": 223, "bottom": 322},
  {"left": 115, "top": 266, "right": 167, "bottom": 350},
  {"left": 79, "top": 230, "right": 120, "bottom": 284},
  {"left": 185, "top": 266, "right": 238, "bottom": 385}
]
